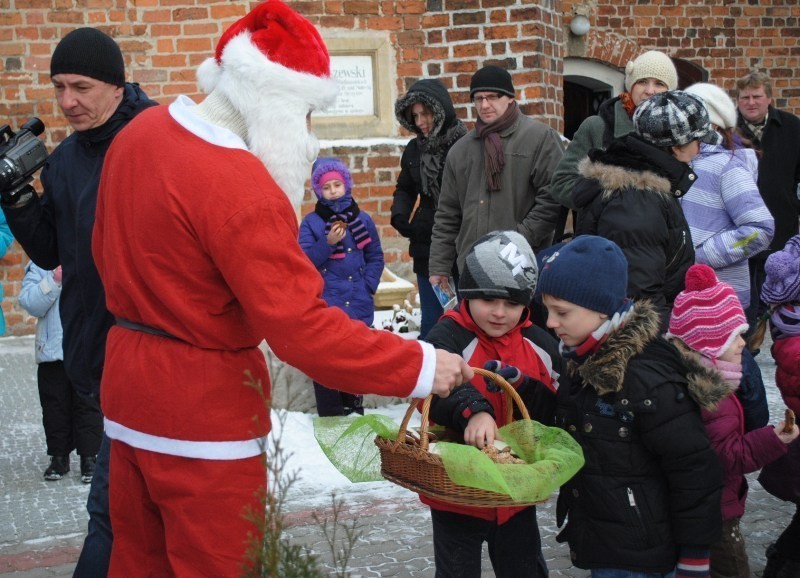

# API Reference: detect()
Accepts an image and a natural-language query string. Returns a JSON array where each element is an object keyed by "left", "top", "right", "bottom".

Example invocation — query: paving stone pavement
[{"left": 0, "top": 334, "right": 795, "bottom": 577}]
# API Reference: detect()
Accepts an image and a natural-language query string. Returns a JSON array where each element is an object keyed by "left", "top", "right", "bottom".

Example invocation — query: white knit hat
[
  {"left": 685, "top": 82, "right": 737, "bottom": 130},
  {"left": 625, "top": 50, "right": 678, "bottom": 91}
]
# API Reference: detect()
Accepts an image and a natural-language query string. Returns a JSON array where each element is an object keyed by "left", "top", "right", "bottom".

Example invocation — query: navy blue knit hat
[
  {"left": 537, "top": 236, "right": 629, "bottom": 316},
  {"left": 50, "top": 28, "right": 125, "bottom": 87}
]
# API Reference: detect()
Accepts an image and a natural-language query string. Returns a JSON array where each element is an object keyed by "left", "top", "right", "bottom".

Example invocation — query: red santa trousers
[{"left": 108, "top": 440, "right": 265, "bottom": 576}]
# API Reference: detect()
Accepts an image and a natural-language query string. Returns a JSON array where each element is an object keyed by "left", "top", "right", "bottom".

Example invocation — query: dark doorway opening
[{"left": 563, "top": 75, "right": 613, "bottom": 140}]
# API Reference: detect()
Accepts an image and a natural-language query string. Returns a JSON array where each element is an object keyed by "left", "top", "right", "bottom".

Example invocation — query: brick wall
[{"left": 1, "top": 0, "right": 799, "bottom": 335}]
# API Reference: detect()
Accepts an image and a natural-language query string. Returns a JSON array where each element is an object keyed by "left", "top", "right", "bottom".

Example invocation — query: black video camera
[{"left": 0, "top": 118, "right": 48, "bottom": 205}]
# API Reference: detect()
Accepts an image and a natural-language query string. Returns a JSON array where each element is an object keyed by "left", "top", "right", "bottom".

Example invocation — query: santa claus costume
[{"left": 93, "top": 2, "right": 445, "bottom": 573}]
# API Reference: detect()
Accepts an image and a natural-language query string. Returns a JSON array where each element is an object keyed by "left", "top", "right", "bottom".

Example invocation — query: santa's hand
[{"left": 431, "top": 350, "right": 473, "bottom": 398}]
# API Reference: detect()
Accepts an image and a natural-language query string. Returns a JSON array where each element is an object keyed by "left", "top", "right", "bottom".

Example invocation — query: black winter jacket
[
  {"left": 427, "top": 313, "right": 563, "bottom": 430},
  {"left": 573, "top": 134, "right": 695, "bottom": 328},
  {"left": 737, "top": 106, "right": 800, "bottom": 253},
  {"left": 554, "top": 302, "right": 723, "bottom": 572},
  {"left": 2, "top": 84, "right": 157, "bottom": 400},
  {"left": 392, "top": 79, "right": 465, "bottom": 275}
]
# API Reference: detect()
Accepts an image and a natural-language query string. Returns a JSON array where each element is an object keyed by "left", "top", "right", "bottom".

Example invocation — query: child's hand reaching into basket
[{"left": 464, "top": 412, "right": 500, "bottom": 449}]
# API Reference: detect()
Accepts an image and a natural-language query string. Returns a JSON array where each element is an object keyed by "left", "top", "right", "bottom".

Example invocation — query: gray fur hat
[{"left": 459, "top": 231, "right": 538, "bottom": 306}]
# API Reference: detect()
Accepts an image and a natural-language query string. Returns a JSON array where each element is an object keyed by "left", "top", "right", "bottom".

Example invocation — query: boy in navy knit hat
[
  {"left": 424, "top": 230, "right": 564, "bottom": 578},
  {"left": 538, "top": 235, "right": 723, "bottom": 578},
  {"left": 299, "top": 157, "right": 383, "bottom": 416}
]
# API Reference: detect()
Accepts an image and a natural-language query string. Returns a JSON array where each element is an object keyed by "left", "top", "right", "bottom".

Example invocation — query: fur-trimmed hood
[
  {"left": 394, "top": 78, "right": 458, "bottom": 137},
  {"left": 668, "top": 338, "right": 733, "bottom": 412},
  {"left": 574, "top": 133, "right": 697, "bottom": 208},
  {"left": 572, "top": 300, "right": 663, "bottom": 396}
]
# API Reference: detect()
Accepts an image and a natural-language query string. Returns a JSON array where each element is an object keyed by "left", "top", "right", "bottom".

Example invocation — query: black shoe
[
  {"left": 44, "top": 455, "right": 70, "bottom": 481},
  {"left": 80, "top": 455, "right": 96, "bottom": 484}
]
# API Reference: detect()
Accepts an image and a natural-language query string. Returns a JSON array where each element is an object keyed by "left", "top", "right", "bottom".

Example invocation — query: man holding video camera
[{"left": 0, "top": 27, "right": 156, "bottom": 577}]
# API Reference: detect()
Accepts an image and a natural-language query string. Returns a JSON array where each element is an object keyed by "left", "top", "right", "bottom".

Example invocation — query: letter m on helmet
[{"left": 499, "top": 242, "right": 529, "bottom": 276}]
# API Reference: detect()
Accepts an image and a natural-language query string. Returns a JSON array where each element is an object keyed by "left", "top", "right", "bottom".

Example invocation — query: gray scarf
[{"left": 419, "top": 120, "right": 467, "bottom": 203}]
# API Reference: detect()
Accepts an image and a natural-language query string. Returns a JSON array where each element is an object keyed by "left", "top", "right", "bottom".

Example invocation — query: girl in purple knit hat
[
  {"left": 749, "top": 233, "right": 800, "bottom": 577},
  {"left": 667, "top": 263, "right": 798, "bottom": 577},
  {"left": 299, "top": 157, "right": 384, "bottom": 416}
]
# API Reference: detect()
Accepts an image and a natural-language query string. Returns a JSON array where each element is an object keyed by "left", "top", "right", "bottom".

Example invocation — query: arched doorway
[{"left": 562, "top": 58, "right": 624, "bottom": 139}]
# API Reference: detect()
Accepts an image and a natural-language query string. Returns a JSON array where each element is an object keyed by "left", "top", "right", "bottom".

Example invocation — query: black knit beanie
[
  {"left": 50, "top": 28, "right": 125, "bottom": 87},
  {"left": 470, "top": 65, "right": 515, "bottom": 99}
]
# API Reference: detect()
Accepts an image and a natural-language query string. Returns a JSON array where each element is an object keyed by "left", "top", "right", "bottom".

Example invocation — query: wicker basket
[{"left": 374, "top": 367, "right": 544, "bottom": 508}]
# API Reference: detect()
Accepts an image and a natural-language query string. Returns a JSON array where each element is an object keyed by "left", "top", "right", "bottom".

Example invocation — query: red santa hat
[{"left": 197, "top": 0, "right": 337, "bottom": 114}]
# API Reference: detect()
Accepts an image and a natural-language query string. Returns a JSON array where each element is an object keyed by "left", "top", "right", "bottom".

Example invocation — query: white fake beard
[{"left": 247, "top": 118, "right": 320, "bottom": 210}]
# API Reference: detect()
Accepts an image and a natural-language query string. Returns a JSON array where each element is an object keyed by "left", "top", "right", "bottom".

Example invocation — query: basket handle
[{"left": 392, "top": 367, "right": 531, "bottom": 452}]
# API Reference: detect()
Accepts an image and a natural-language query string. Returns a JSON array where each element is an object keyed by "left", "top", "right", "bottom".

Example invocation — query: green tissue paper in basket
[
  {"left": 436, "top": 419, "right": 584, "bottom": 503},
  {"left": 315, "top": 413, "right": 584, "bottom": 503},
  {"left": 313, "top": 414, "right": 399, "bottom": 483}
]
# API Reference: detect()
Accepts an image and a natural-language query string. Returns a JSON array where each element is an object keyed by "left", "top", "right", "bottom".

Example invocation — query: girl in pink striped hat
[{"left": 667, "top": 263, "right": 798, "bottom": 577}]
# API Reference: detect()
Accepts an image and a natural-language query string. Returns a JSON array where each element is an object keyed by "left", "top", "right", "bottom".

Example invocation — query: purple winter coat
[{"left": 298, "top": 210, "right": 384, "bottom": 326}]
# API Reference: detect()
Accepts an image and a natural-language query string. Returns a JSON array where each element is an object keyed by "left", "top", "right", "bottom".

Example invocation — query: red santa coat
[{"left": 93, "top": 100, "right": 435, "bottom": 457}]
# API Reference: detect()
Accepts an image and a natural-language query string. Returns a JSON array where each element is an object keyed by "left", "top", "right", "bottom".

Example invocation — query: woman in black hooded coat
[{"left": 392, "top": 79, "right": 466, "bottom": 338}]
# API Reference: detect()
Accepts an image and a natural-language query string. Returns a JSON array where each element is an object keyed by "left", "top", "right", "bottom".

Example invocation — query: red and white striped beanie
[{"left": 667, "top": 264, "right": 749, "bottom": 359}]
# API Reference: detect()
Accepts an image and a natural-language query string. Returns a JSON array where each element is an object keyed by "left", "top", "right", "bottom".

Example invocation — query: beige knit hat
[
  {"left": 685, "top": 82, "right": 737, "bottom": 129},
  {"left": 624, "top": 50, "right": 678, "bottom": 91}
]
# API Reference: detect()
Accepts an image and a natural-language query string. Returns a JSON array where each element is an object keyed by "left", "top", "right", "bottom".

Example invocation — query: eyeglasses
[{"left": 472, "top": 94, "right": 503, "bottom": 104}]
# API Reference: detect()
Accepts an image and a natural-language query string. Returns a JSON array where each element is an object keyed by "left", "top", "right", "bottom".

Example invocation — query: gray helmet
[{"left": 459, "top": 231, "right": 538, "bottom": 306}]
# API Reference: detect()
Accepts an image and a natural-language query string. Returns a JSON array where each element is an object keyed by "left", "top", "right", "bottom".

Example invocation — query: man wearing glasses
[
  {"left": 429, "top": 65, "right": 563, "bottom": 292},
  {"left": 735, "top": 71, "right": 800, "bottom": 331}
]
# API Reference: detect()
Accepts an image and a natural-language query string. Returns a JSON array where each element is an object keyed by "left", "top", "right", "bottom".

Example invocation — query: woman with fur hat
[
  {"left": 391, "top": 79, "right": 467, "bottom": 338},
  {"left": 550, "top": 50, "right": 678, "bottom": 212},
  {"left": 539, "top": 235, "right": 723, "bottom": 577},
  {"left": 667, "top": 263, "right": 796, "bottom": 577},
  {"left": 571, "top": 90, "right": 716, "bottom": 328},
  {"left": 424, "top": 230, "right": 563, "bottom": 577},
  {"left": 299, "top": 157, "right": 384, "bottom": 416},
  {"left": 750, "top": 234, "right": 800, "bottom": 578}
]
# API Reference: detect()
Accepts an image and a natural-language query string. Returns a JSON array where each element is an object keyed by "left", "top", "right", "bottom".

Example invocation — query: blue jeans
[
  {"left": 591, "top": 570, "right": 674, "bottom": 578},
  {"left": 417, "top": 273, "right": 444, "bottom": 340},
  {"left": 73, "top": 432, "right": 112, "bottom": 577}
]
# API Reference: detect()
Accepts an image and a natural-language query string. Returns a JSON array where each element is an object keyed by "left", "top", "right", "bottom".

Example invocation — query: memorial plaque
[
  {"left": 313, "top": 36, "right": 394, "bottom": 139},
  {"left": 321, "top": 55, "right": 375, "bottom": 117}
]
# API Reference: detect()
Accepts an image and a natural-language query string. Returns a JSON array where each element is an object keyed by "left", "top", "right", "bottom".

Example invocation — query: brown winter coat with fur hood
[
  {"left": 671, "top": 339, "right": 788, "bottom": 521},
  {"left": 555, "top": 301, "right": 723, "bottom": 572}
]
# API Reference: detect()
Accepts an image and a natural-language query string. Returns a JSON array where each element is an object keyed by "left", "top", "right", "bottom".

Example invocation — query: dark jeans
[
  {"left": 737, "top": 347, "right": 769, "bottom": 432},
  {"left": 430, "top": 507, "right": 548, "bottom": 578},
  {"left": 37, "top": 361, "right": 103, "bottom": 457},
  {"left": 745, "top": 256, "right": 769, "bottom": 347},
  {"left": 313, "top": 382, "right": 364, "bottom": 417},
  {"left": 417, "top": 273, "right": 445, "bottom": 340},
  {"left": 774, "top": 506, "right": 800, "bottom": 561},
  {"left": 73, "top": 433, "right": 112, "bottom": 578}
]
